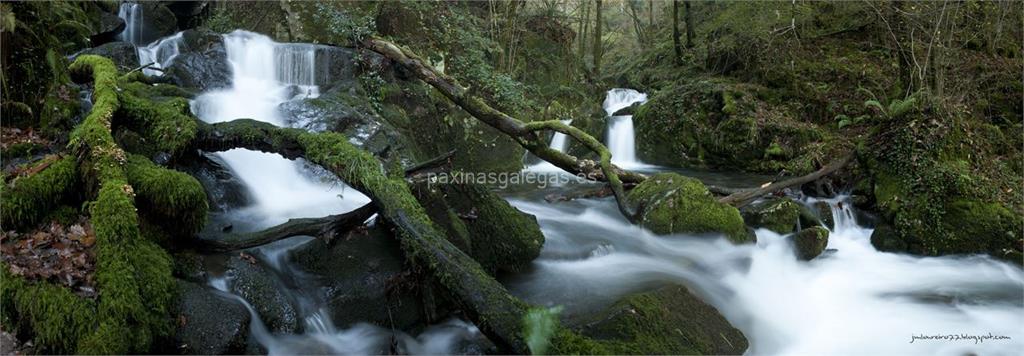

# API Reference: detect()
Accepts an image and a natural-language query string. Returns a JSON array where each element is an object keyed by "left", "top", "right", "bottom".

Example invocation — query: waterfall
[
  {"left": 116, "top": 2, "right": 144, "bottom": 46},
  {"left": 137, "top": 32, "right": 183, "bottom": 76},
  {"left": 603, "top": 88, "right": 647, "bottom": 168},
  {"left": 190, "top": 30, "right": 365, "bottom": 227},
  {"left": 549, "top": 119, "right": 572, "bottom": 153}
]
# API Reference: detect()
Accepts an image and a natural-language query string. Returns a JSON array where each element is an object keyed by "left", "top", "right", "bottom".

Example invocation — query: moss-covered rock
[
  {"left": 792, "top": 226, "right": 829, "bottom": 260},
  {"left": 628, "top": 173, "right": 751, "bottom": 243},
  {"left": 741, "top": 198, "right": 801, "bottom": 234},
  {"left": 411, "top": 182, "right": 544, "bottom": 274},
  {"left": 574, "top": 285, "right": 748, "bottom": 355}
]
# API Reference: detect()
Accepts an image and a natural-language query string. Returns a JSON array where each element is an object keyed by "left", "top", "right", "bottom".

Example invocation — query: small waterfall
[
  {"left": 137, "top": 32, "right": 183, "bottom": 76},
  {"left": 116, "top": 2, "right": 144, "bottom": 46},
  {"left": 603, "top": 88, "right": 647, "bottom": 168},
  {"left": 191, "top": 30, "right": 366, "bottom": 227},
  {"left": 549, "top": 119, "right": 572, "bottom": 153}
]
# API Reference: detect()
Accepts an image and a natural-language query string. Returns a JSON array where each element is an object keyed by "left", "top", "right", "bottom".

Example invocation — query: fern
[{"left": 888, "top": 96, "right": 918, "bottom": 119}]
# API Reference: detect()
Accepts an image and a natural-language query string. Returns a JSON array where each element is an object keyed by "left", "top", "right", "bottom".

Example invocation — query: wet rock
[
  {"left": 289, "top": 225, "right": 426, "bottom": 330},
  {"left": 162, "top": 30, "right": 230, "bottom": 91},
  {"left": 628, "top": 173, "right": 751, "bottom": 243},
  {"left": 610, "top": 101, "right": 642, "bottom": 116},
  {"left": 164, "top": 1, "right": 209, "bottom": 29},
  {"left": 173, "top": 153, "right": 251, "bottom": 212},
  {"left": 90, "top": 11, "right": 125, "bottom": 46},
  {"left": 812, "top": 201, "right": 834, "bottom": 230},
  {"left": 411, "top": 182, "right": 545, "bottom": 274},
  {"left": 174, "top": 280, "right": 250, "bottom": 354},
  {"left": 82, "top": 42, "right": 139, "bottom": 71},
  {"left": 575, "top": 285, "right": 748, "bottom": 354},
  {"left": 138, "top": 2, "right": 178, "bottom": 44},
  {"left": 313, "top": 45, "right": 360, "bottom": 92},
  {"left": 279, "top": 83, "right": 410, "bottom": 163},
  {"left": 792, "top": 226, "right": 829, "bottom": 260},
  {"left": 226, "top": 256, "right": 299, "bottom": 333},
  {"left": 741, "top": 197, "right": 801, "bottom": 234}
]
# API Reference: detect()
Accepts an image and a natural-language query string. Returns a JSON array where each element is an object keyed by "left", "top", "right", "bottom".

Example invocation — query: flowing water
[
  {"left": 603, "top": 88, "right": 648, "bottom": 169},
  {"left": 116, "top": 2, "right": 144, "bottom": 45},
  {"left": 120, "top": 10, "right": 1024, "bottom": 352},
  {"left": 502, "top": 186, "right": 1024, "bottom": 355}
]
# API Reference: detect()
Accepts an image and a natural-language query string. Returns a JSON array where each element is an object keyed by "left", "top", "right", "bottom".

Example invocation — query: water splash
[
  {"left": 137, "top": 31, "right": 183, "bottom": 76},
  {"left": 505, "top": 195, "right": 1024, "bottom": 355},
  {"left": 603, "top": 88, "right": 648, "bottom": 168}
]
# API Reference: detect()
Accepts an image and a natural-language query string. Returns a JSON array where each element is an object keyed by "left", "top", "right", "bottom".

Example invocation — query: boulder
[
  {"left": 411, "top": 182, "right": 545, "bottom": 274},
  {"left": 162, "top": 30, "right": 231, "bottom": 91},
  {"left": 138, "top": 2, "right": 178, "bottom": 45},
  {"left": 575, "top": 285, "right": 748, "bottom": 355},
  {"left": 628, "top": 173, "right": 752, "bottom": 243},
  {"left": 811, "top": 201, "right": 834, "bottom": 230},
  {"left": 173, "top": 280, "right": 250, "bottom": 354},
  {"left": 225, "top": 256, "right": 299, "bottom": 333},
  {"left": 173, "top": 153, "right": 252, "bottom": 212},
  {"left": 741, "top": 198, "right": 801, "bottom": 234},
  {"left": 792, "top": 226, "right": 829, "bottom": 260},
  {"left": 289, "top": 225, "right": 427, "bottom": 330},
  {"left": 90, "top": 11, "right": 126, "bottom": 46},
  {"left": 81, "top": 42, "right": 139, "bottom": 71}
]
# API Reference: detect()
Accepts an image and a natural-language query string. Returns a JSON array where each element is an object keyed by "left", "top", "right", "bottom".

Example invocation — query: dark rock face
[
  {"left": 173, "top": 280, "right": 250, "bottom": 354},
  {"left": 576, "top": 285, "right": 748, "bottom": 354},
  {"left": 90, "top": 11, "right": 125, "bottom": 46},
  {"left": 162, "top": 30, "right": 231, "bottom": 91},
  {"left": 225, "top": 256, "right": 299, "bottom": 334},
  {"left": 289, "top": 225, "right": 428, "bottom": 330},
  {"left": 139, "top": 2, "right": 178, "bottom": 44},
  {"left": 163, "top": 1, "right": 209, "bottom": 29},
  {"left": 792, "top": 226, "right": 829, "bottom": 260},
  {"left": 173, "top": 153, "right": 252, "bottom": 212},
  {"left": 82, "top": 42, "right": 139, "bottom": 71}
]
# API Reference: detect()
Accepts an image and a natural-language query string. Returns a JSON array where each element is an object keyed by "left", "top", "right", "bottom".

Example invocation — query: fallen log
[
  {"left": 718, "top": 154, "right": 854, "bottom": 207},
  {"left": 195, "top": 203, "right": 378, "bottom": 252}
]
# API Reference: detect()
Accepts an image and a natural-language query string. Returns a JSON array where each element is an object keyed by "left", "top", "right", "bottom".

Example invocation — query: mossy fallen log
[
  {"left": 125, "top": 154, "right": 208, "bottom": 237},
  {"left": 1, "top": 156, "right": 78, "bottom": 231},
  {"left": 0, "top": 55, "right": 176, "bottom": 354}
]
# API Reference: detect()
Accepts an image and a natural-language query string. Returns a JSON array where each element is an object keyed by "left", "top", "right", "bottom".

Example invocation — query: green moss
[
  {"left": 125, "top": 154, "right": 208, "bottom": 236},
  {"left": 0, "top": 263, "right": 96, "bottom": 354},
  {"left": 629, "top": 173, "right": 751, "bottom": 243},
  {"left": 1, "top": 157, "right": 78, "bottom": 231},
  {"left": 549, "top": 329, "right": 608, "bottom": 355},
  {"left": 741, "top": 198, "right": 801, "bottom": 234},
  {"left": 792, "top": 226, "right": 829, "bottom": 260},
  {"left": 575, "top": 286, "right": 748, "bottom": 355},
  {"left": 117, "top": 89, "right": 198, "bottom": 156}
]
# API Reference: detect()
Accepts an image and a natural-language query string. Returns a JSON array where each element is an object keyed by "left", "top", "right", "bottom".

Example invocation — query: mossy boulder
[
  {"left": 628, "top": 173, "right": 751, "bottom": 243},
  {"left": 741, "top": 198, "right": 801, "bottom": 234},
  {"left": 792, "top": 226, "right": 829, "bottom": 260},
  {"left": 411, "top": 182, "right": 544, "bottom": 274},
  {"left": 574, "top": 285, "right": 748, "bottom": 355},
  {"left": 633, "top": 80, "right": 832, "bottom": 175},
  {"left": 172, "top": 280, "right": 250, "bottom": 354}
]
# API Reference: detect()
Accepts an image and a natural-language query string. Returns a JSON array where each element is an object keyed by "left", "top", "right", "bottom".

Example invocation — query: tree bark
[
  {"left": 592, "top": 0, "right": 603, "bottom": 75},
  {"left": 684, "top": 1, "right": 694, "bottom": 48},
  {"left": 673, "top": 0, "right": 682, "bottom": 64},
  {"left": 195, "top": 204, "right": 377, "bottom": 252},
  {"left": 718, "top": 154, "right": 853, "bottom": 207}
]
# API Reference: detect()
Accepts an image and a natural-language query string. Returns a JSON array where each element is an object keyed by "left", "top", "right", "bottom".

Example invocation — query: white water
[
  {"left": 506, "top": 194, "right": 1024, "bottom": 355},
  {"left": 191, "top": 30, "right": 364, "bottom": 228},
  {"left": 603, "top": 88, "right": 648, "bottom": 169},
  {"left": 527, "top": 119, "right": 574, "bottom": 172},
  {"left": 137, "top": 32, "right": 183, "bottom": 76},
  {"left": 116, "top": 3, "right": 144, "bottom": 46}
]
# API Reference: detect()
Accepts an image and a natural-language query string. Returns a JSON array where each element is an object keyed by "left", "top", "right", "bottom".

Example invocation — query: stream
[{"left": 122, "top": 9, "right": 1023, "bottom": 355}]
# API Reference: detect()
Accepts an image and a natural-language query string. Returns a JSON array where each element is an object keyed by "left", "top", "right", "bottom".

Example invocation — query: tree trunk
[
  {"left": 673, "top": 0, "right": 682, "bottom": 64},
  {"left": 684, "top": 0, "right": 694, "bottom": 48},
  {"left": 592, "top": 0, "right": 603, "bottom": 75},
  {"left": 196, "top": 204, "right": 377, "bottom": 252}
]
